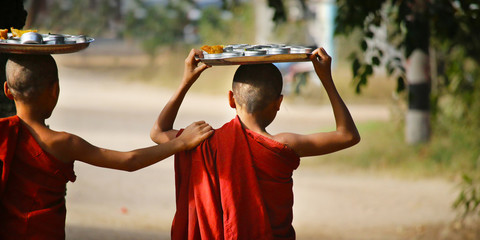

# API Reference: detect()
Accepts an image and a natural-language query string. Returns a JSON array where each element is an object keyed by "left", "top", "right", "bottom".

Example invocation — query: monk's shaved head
[
  {"left": 232, "top": 64, "right": 283, "bottom": 113},
  {"left": 6, "top": 54, "right": 58, "bottom": 102}
]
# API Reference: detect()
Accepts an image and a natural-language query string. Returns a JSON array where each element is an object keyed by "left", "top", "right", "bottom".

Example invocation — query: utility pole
[{"left": 404, "top": 0, "right": 430, "bottom": 144}]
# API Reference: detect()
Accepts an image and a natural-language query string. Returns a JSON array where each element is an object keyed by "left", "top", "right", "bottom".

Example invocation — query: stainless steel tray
[
  {"left": 0, "top": 36, "right": 94, "bottom": 54},
  {"left": 198, "top": 53, "right": 312, "bottom": 66}
]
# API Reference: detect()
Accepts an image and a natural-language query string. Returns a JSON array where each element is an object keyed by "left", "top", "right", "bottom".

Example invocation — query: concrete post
[
  {"left": 254, "top": 0, "right": 274, "bottom": 44},
  {"left": 405, "top": 49, "right": 430, "bottom": 144}
]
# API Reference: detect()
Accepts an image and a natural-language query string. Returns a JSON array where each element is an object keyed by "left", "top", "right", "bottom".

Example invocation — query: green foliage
[
  {"left": 335, "top": 0, "right": 408, "bottom": 94},
  {"left": 335, "top": 0, "right": 480, "bottom": 95},
  {"left": 454, "top": 174, "right": 480, "bottom": 218},
  {"left": 122, "top": 1, "right": 254, "bottom": 58},
  {"left": 197, "top": 3, "right": 255, "bottom": 45},
  {"left": 435, "top": 72, "right": 480, "bottom": 219},
  {"left": 35, "top": 0, "right": 120, "bottom": 36},
  {"left": 123, "top": 0, "right": 189, "bottom": 59}
]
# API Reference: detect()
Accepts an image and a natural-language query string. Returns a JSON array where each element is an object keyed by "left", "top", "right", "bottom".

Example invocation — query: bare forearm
[
  {"left": 125, "top": 138, "right": 186, "bottom": 171},
  {"left": 158, "top": 82, "right": 191, "bottom": 129},
  {"left": 74, "top": 136, "right": 186, "bottom": 171},
  {"left": 151, "top": 48, "right": 210, "bottom": 143},
  {"left": 310, "top": 48, "right": 357, "bottom": 135},
  {"left": 150, "top": 82, "right": 192, "bottom": 142},
  {"left": 322, "top": 77, "right": 360, "bottom": 143},
  {"left": 283, "top": 48, "right": 359, "bottom": 157}
]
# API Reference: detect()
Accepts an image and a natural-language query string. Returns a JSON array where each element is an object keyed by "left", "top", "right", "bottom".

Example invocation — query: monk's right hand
[
  {"left": 177, "top": 121, "right": 214, "bottom": 150},
  {"left": 310, "top": 47, "right": 333, "bottom": 82},
  {"left": 182, "top": 49, "right": 211, "bottom": 87}
]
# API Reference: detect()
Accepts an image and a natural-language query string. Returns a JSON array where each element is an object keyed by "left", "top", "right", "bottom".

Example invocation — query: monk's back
[
  {"left": 173, "top": 116, "right": 300, "bottom": 240},
  {"left": 0, "top": 116, "right": 76, "bottom": 240}
]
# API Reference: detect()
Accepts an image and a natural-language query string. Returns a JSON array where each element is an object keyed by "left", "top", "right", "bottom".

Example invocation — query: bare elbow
[
  {"left": 150, "top": 129, "right": 161, "bottom": 144},
  {"left": 350, "top": 132, "right": 361, "bottom": 146},
  {"left": 125, "top": 165, "right": 139, "bottom": 172},
  {"left": 122, "top": 152, "right": 141, "bottom": 172},
  {"left": 340, "top": 129, "right": 361, "bottom": 147},
  {"left": 150, "top": 129, "right": 172, "bottom": 144}
]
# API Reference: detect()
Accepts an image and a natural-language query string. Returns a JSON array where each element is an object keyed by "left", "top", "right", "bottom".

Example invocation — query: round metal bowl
[
  {"left": 267, "top": 47, "right": 291, "bottom": 55},
  {"left": 44, "top": 34, "right": 65, "bottom": 44},
  {"left": 244, "top": 50, "right": 267, "bottom": 56},
  {"left": 289, "top": 46, "right": 313, "bottom": 54},
  {"left": 204, "top": 52, "right": 242, "bottom": 59},
  {"left": 220, "top": 52, "right": 242, "bottom": 58},
  {"left": 20, "top": 32, "right": 43, "bottom": 44},
  {"left": 203, "top": 53, "right": 224, "bottom": 59}
]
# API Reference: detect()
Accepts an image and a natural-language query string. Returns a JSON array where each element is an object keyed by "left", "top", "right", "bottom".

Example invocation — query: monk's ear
[
  {"left": 51, "top": 82, "right": 60, "bottom": 98},
  {"left": 4, "top": 82, "right": 14, "bottom": 100},
  {"left": 275, "top": 95, "right": 283, "bottom": 111},
  {"left": 228, "top": 90, "right": 236, "bottom": 109}
]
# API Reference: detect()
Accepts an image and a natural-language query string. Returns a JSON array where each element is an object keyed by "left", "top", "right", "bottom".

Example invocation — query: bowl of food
[{"left": 20, "top": 32, "right": 43, "bottom": 44}]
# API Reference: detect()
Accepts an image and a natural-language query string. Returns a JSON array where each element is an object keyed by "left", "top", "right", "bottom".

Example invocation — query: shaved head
[
  {"left": 232, "top": 64, "right": 283, "bottom": 113},
  {"left": 6, "top": 54, "right": 58, "bottom": 102}
]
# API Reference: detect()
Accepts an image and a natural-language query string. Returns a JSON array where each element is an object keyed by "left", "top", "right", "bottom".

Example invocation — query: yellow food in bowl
[
  {"left": 10, "top": 27, "right": 38, "bottom": 38},
  {"left": 201, "top": 45, "right": 224, "bottom": 54}
]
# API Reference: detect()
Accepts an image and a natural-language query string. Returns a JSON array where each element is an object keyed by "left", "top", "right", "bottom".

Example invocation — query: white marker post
[{"left": 405, "top": 49, "right": 430, "bottom": 144}]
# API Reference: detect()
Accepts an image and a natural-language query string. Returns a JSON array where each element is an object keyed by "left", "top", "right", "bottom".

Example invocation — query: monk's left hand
[
  {"left": 310, "top": 47, "right": 332, "bottom": 82},
  {"left": 178, "top": 121, "right": 214, "bottom": 150},
  {"left": 182, "top": 49, "right": 211, "bottom": 86}
]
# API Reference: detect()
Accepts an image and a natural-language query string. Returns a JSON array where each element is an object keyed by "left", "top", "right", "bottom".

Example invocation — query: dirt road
[{"left": 50, "top": 60, "right": 461, "bottom": 240}]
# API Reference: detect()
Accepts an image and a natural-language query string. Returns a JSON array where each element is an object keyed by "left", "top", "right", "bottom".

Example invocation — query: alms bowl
[{"left": 20, "top": 32, "right": 43, "bottom": 44}]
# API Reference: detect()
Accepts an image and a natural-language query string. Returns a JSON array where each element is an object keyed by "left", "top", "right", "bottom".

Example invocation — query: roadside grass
[{"left": 302, "top": 119, "right": 480, "bottom": 181}]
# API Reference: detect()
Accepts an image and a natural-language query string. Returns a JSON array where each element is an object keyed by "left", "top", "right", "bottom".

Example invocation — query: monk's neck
[
  {"left": 236, "top": 112, "right": 270, "bottom": 136},
  {"left": 15, "top": 104, "right": 48, "bottom": 128}
]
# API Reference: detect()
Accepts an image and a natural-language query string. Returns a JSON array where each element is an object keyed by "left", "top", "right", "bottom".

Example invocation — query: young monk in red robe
[
  {"left": 150, "top": 47, "right": 360, "bottom": 240},
  {"left": 0, "top": 54, "right": 213, "bottom": 240}
]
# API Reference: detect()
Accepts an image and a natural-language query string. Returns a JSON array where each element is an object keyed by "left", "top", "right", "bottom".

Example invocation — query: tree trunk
[
  {"left": 404, "top": 0, "right": 430, "bottom": 144},
  {"left": 405, "top": 49, "right": 430, "bottom": 144},
  {"left": 255, "top": 0, "right": 275, "bottom": 43}
]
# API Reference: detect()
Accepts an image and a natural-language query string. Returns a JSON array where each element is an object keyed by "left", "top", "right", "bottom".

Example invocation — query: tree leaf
[
  {"left": 352, "top": 58, "right": 361, "bottom": 76},
  {"left": 366, "top": 30, "right": 374, "bottom": 38},
  {"left": 361, "top": 40, "right": 368, "bottom": 51},
  {"left": 365, "top": 64, "right": 373, "bottom": 75},
  {"left": 396, "top": 76, "right": 406, "bottom": 92}
]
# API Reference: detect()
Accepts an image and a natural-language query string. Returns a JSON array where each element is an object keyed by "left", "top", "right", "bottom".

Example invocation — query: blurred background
[{"left": 1, "top": 0, "right": 479, "bottom": 239}]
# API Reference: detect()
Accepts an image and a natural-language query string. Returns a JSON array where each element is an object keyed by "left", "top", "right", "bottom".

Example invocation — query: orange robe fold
[
  {"left": 0, "top": 116, "right": 76, "bottom": 240},
  {"left": 172, "top": 116, "right": 300, "bottom": 240}
]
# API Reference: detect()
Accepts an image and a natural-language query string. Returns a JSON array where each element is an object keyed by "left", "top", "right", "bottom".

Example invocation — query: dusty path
[{"left": 50, "top": 60, "right": 460, "bottom": 240}]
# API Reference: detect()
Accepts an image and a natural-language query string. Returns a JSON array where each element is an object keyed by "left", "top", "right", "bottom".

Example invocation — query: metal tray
[
  {"left": 0, "top": 37, "right": 94, "bottom": 54},
  {"left": 198, "top": 53, "right": 312, "bottom": 66}
]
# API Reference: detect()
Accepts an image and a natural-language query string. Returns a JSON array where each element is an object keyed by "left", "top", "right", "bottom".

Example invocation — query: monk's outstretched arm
[
  {"left": 276, "top": 48, "right": 360, "bottom": 157},
  {"left": 62, "top": 121, "right": 213, "bottom": 171},
  {"left": 150, "top": 49, "right": 210, "bottom": 144}
]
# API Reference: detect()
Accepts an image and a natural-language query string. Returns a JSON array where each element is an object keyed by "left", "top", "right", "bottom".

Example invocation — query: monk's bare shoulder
[
  {"left": 46, "top": 130, "right": 91, "bottom": 163},
  {"left": 272, "top": 132, "right": 302, "bottom": 152}
]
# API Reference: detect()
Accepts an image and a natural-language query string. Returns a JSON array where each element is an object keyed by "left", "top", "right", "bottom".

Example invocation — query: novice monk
[
  {"left": 150, "top": 48, "right": 360, "bottom": 240},
  {"left": 0, "top": 54, "right": 213, "bottom": 240}
]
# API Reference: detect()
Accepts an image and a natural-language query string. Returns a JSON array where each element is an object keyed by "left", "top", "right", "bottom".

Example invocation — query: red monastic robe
[
  {"left": 0, "top": 116, "right": 76, "bottom": 240},
  {"left": 172, "top": 116, "right": 300, "bottom": 240}
]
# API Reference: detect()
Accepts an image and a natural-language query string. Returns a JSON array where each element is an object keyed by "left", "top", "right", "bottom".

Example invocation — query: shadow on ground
[{"left": 66, "top": 225, "right": 169, "bottom": 240}]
